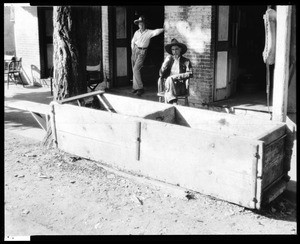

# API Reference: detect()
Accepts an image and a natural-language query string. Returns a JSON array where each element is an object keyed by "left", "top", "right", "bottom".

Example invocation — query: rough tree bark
[
  {"left": 43, "top": 6, "right": 88, "bottom": 146},
  {"left": 53, "top": 6, "right": 88, "bottom": 100}
]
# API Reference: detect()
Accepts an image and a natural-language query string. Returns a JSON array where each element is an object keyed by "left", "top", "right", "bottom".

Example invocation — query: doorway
[
  {"left": 112, "top": 5, "right": 164, "bottom": 89},
  {"left": 38, "top": 7, "right": 53, "bottom": 78},
  {"left": 212, "top": 5, "right": 272, "bottom": 112},
  {"left": 236, "top": 5, "right": 268, "bottom": 96}
]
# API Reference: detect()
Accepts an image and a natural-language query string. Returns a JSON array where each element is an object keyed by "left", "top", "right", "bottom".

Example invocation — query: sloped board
[
  {"left": 53, "top": 103, "right": 140, "bottom": 166},
  {"left": 138, "top": 120, "right": 261, "bottom": 209},
  {"left": 101, "top": 93, "right": 173, "bottom": 118}
]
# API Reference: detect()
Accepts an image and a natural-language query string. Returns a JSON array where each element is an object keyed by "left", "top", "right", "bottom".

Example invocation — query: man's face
[
  {"left": 138, "top": 22, "right": 145, "bottom": 30},
  {"left": 171, "top": 45, "right": 181, "bottom": 58}
]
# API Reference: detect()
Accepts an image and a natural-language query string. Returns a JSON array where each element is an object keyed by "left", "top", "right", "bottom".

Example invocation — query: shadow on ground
[
  {"left": 252, "top": 192, "right": 296, "bottom": 222},
  {"left": 5, "top": 108, "right": 44, "bottom": 130}
]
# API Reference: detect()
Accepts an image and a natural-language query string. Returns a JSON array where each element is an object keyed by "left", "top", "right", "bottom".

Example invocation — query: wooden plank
[
  {"left": 256, "top": 123, "right": 286, "bottom": 145},
  {"left": 5, "top": 100, "right": 50, "bottom": 115},
  {"left": 60, "top": 90, "right": 105, "bottom": 104},
  {"left": 138, "top": 119, "right": 260, "bottom": 208},
  {"left": 56, "top": 131, "right": 137, "bottom": 170},
  {"left": 50, "top": 102, "right": 58, "bottom": 147},
  {"left": 53, "top": 103, "right": 138, "bottom": 147},
  {"left": 102, "top": 93, "right": 173, "bottom": 118},
  {"left": 262, "top": 137, "right": 285, "bottom": 189},
  {"left": 262, "top": 178, "right": 288, "bottom": 204},
  {"left": 175, "top": 105, "right": 283, "bottom": 139},
  {"left": 264, "top": 137, "right": 285, "bottom": 169},
  {"left": 272, "top": 6, "right": 292, "bottom": 122}
]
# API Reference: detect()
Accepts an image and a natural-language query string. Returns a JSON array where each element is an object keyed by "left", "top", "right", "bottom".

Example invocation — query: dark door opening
[
  {"left": 129, "top": 6, "right": 164, "bottom": 88},
  {"left": 38, "top": 7, "right": 53, "bottom": 78},
  {"left": 112, "top": 6, "right": 164, "bottom": 89},
  {"left": 211, "top": 5, "right": 273, "bottom": 112},
  {"left": 236, "top": 5, "right": 269, "bottom": 96}
]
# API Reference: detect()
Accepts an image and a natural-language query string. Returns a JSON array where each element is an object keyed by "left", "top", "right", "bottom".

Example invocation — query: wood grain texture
[
  {"left": 52, "top": 97, "right": 288, "bottom": 209},
  {"left": 138, "top": 119, "right": 260, "bottom": 208},
  {"left": 175, "top": 105, "right": 284, "bottom": 139}
]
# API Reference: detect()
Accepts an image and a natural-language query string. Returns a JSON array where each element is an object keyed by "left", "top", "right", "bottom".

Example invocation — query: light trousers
[{"left": 131, "top": 46, "right": 147, "bottom": 90}]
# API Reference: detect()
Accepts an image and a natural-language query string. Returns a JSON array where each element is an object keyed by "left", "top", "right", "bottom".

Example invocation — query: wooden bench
[{"left": 5, "top": 100, "right": 50, "bottom": 131}]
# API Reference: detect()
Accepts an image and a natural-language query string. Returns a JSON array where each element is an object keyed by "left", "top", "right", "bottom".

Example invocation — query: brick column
[{"left": 164, "top": 6, "right": 216, "bottom": 107}]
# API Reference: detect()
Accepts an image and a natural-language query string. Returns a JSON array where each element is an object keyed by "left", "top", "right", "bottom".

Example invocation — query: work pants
[{"left": 131, "top": 46, "right": 147, "bottom": 90}]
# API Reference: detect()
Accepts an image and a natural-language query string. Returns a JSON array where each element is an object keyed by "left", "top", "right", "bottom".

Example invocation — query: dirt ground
[{"left": 4, "top": 129, "right": 297, "bottom": 237}]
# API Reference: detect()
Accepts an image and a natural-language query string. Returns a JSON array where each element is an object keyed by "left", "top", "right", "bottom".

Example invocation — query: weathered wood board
[{"left": 50, "top": 94, "right": 288, "bottom": 210}]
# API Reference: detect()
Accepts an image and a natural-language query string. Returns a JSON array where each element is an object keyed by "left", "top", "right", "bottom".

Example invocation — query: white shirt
[
  {"left": 170, "top": 57, "right": 180, "bottom": 76},
  {"left": 131, "top": 28, "right": 164, "bottom": 49}
]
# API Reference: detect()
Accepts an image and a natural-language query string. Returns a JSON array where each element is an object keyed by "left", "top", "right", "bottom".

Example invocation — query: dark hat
[
  {"left": 165, "top": 38, "right": 187, "bottom": 55},
  {"left": 134, "top": 15, "right": 146, "bottom": 25}
]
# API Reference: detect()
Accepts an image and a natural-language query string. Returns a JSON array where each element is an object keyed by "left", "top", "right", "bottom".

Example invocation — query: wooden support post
[
  {"left": 50, "top": 102, "right": 58, "bottom": 147},
  {"left": 272, "top": 5, "right": 292, "bottom": 122},
  {"left": 97, "top": 94, "right": 112, "bottom": 112}
]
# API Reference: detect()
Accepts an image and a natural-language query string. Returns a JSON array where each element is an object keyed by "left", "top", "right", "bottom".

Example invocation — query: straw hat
[
  {"left": 165, "top": 38, "right": 187, "bottom": 55},
  {"left": 134, "top": 15, "right": 147, "bottom": 25}
]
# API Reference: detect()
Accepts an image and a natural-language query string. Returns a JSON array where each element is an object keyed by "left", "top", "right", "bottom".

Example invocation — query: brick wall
[
  {"left": 14, "top": 6, "right": 41, "bottom": 85},
  {"left": 164, "top": 6, "right": 216, "bottom": 107}
]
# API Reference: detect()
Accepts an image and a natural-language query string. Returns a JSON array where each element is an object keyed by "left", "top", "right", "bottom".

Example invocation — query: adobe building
[{"left": 5, "top": 5, "right": 296, "bottom": 111}]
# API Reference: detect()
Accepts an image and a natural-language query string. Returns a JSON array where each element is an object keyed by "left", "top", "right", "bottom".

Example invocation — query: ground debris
[
  {"left": 107, "top": 174, "right": 115, "bottom": 179},
  {"left": 21, "top": 209, "right": 30, "bottom": 215},
  {"left": 131, "top": 195, "right": 143, "bottom": 205},
  {"left": 14, "top": 174, "right": 25, "bottom": 178},
  {"left": 38, "top": 172, "right": 53, "bottom": 180},
  {"left": 22, "top": 153, "right": 37, "bottom": 158},
  {"left": 70, "top": 156, "right": 82, "bottom": 162},
  {"left": 185, "top": 190, "right": 196, "bottom": 200}
]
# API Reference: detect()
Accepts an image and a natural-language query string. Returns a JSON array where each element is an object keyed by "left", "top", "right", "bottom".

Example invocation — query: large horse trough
[{"left": 49, "top": 90, "right": 289, "bottom": 210}]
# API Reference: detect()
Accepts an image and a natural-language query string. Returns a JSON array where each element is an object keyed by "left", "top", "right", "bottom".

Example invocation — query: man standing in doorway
[{"left": 131, "top": 15, "right": 164, "bottom": 96}]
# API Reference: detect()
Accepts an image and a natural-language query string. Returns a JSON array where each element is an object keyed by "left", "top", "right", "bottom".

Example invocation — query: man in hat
[
  {"left": 158, "top": 38, "right": 193, "bottom": 104},
  {"left": 131, "top": 15, "right": 164, "bottom": 96}
]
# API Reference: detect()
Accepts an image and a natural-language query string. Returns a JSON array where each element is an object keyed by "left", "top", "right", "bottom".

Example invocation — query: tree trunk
[
  {"left": 44, "top": 6, "right": 88, "bottom": 147},
  {"left": 52, "top": 6, "right": 88, "bottom": 101}
]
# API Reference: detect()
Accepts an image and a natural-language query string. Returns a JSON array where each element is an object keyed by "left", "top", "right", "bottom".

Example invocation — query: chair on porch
[
  {"left": 5, "top": 57, "right": 25, "bottom": 88},
  {"left": 157, "top": 77, "right": 190, "bottom": 106},
  {"left": 86, "top": 63, "right": 103, "bottom": 91}
]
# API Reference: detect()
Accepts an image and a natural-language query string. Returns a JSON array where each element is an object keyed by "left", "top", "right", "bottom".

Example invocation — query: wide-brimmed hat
[
  {"left": 134, "top": 15, "right": 146, "bottom": 25},
  {"left": 165, "top": 38, "right": 187, "bottom": 55}
]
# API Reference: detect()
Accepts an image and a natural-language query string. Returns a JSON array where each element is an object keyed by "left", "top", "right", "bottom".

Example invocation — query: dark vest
[{"left": 159, "top": 56, "right": 192, "bottom": 79}]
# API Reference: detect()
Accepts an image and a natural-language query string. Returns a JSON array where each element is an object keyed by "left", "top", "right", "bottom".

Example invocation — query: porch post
[{"left": 272, "top": 5, "right": 292, "bottom": 122}]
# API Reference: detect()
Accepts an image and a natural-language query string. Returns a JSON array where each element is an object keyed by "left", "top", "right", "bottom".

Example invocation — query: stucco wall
[{"left": 14, "top": 6, "right": 41, "bottom": 85}]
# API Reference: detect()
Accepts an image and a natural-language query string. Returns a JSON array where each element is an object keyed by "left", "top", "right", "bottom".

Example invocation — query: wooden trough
[{"left": 49, "top": 91, "right": 289, "bottom": 210}]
